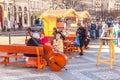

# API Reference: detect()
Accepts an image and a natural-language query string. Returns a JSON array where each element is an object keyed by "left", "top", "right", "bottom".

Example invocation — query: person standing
[
  {"left": 90, "top": 21, "right": 96, "bottom": 39},
  {"left": 113, "top": 22, "right": 120, "bottom": 45},
  {"left": 98, "top": 23, "right": 102, "bottom": 38},
  {"left": 101, "top": 22, "right": 108, "bottom": 37},
  {"left": 96, "top": 22, "right": 99, "bottom": 39},
  {"left": 7, "top": 20, "right": 11, "bottom": 32},
  {"left": 76, "top": 23, "right": 86, "bottom": 56},
  {"left": 107, "top": 18, "right": 112, "bottom": 28},
  {"left": 84, "top": 34, "right": 90, "bottom": 49},
  {"left": 101, "top": 22, "right": 108, "bottom": 45},
  {"left": 13, "top": 21, "right": 16, "bottom": 31}
]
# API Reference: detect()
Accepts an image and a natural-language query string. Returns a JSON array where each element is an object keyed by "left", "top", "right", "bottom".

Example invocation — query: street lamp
[
  {"left": 3, "top": 0, "right": 8, "bottom": 31},
  {"left": 12, "top": 0, "right": 15, "bottom": 31}
]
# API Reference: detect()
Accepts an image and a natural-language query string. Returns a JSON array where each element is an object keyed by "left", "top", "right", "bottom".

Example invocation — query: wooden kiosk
[
  {"left": 40, "top": 8, "right": 79, "bottom": 36},
  {"left": 40, "top": 9, "right": 90, "bottom": 37}
]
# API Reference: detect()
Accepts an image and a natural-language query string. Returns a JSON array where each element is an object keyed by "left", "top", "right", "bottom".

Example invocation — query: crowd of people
[
  {"left": 25, "top": 24, "right": 90, "bottom": 64},
  {"left": 75, "top": 19, "right": 120, "bottom": 56},
  {"left": 88, "top": 19, "right": 120, "bottom": 46},
  {"left": 24, "top": 19, "right": 120, "bottom": 65}
]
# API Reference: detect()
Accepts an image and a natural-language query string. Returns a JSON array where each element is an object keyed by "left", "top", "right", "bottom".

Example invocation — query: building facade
[
  {"left": 0, "top": 0, "right": 30, "bottom": 30},
  {"left": 0, "top": 0, "right": 51, "bottom": 30},
  {"left": 114, "top": 0, "right": 120, "bottom": 12},
  {"left": 0, "top": 1, "right": 4, "bottom": 30}
]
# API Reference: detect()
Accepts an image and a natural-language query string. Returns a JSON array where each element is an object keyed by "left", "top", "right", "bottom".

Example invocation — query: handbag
[{"left": 74, "top": 36, "right": 80, "bottom": 47}]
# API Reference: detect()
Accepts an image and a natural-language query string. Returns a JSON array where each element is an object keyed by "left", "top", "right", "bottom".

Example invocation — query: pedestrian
[
  {"left": 96, "top": 22, "right": 99, "bottom": 39},
  {"left": 113, "top": 22, "right": 120, "bottom": 46},
  {"left": 101, "top": 22, "right": 108, "bottom": 37},
  {"left": 106, "top": 18, "right": 112, "bottom": 28},
  {"left": 98, "top": 23, "right": 102, "bottom": 38},
  {"left": 13, "top": 21, "right": 16, "bottom": 31},
  {"left": 101, "top": 21, "right": 108, "bottom": 45},
  {"left": 76, "top": 23, "right": 86, "bottom": 56},
  {"left": 90, "top": 21, "right": 96, "bottom": 39},
  {"left": 7, "top": 20, "right": 11, "bottom": 32},
  {"left": 84, "top": 34, "right": 90, "bottom": 49}
]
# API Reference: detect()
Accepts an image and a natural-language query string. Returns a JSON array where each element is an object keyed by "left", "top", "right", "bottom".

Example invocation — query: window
[
  {"left": 14, "top": 6, "right": 16, "bottom": 21},
  {"left": 18, "top": 7, "right": 22, "bottom": 23},
  {"left": 8, "top": 7, "right": 10, "bottom": 21},
  {"left": 24, "top": 7, "right": 27, "bottom": 24}
]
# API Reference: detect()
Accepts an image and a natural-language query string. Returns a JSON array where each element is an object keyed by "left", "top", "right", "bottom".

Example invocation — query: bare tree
[
  {"left": 49, "top": 0, "right": 66, "bottom": 9},
  {"left": 63, "top": 0, "right": 90, "bottom": 11},
  {"left": 49, "top": 0, "right": 92, "bottom": 11},
  {"left": 75, "top": 3, "right": 88, "bottom": 11}
]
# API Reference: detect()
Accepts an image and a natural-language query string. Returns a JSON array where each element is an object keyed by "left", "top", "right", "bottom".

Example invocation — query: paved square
[{"left": 0, "top": 40, "right": 120, "bottom": 80}]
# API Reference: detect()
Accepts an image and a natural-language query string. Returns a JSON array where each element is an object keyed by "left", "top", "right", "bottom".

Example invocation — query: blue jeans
[
  {"left": 99, "top": 29, "right": 102, "bottom": 38},
  {"left": 90, "top": 30, "right": 96, "bottom": 39}
]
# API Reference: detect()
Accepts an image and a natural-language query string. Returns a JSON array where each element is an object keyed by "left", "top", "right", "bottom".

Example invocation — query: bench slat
[
  {"left": 0, "top": 54, "right": 23, "bottom": 58},
  {"left": 16, "top": 46, "right": 44, "bottom": 55},
  {"left": 0, "top": 45, "right": 16, "bottom": 53}
]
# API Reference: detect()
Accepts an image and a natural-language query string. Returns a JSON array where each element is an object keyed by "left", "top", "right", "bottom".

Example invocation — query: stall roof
[
  {"left": 77, "top": 11, "right": 90, "bottom": 18},
  {"left": 40, "top": 8, "right": 79, "bottom": 18}
]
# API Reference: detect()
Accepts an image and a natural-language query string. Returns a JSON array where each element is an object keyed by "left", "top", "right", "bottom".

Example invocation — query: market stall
[
  {"left": 77, "top": 11, "right": 90, "bottom": 19},
  {"left": 40, "top": 8, "right": 79, "bottom": 36}
]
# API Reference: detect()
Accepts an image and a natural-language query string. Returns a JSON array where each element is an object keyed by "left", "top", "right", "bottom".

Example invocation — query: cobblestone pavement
[{"left": 0, "top": 38, "right": 120, "bottom": 80}]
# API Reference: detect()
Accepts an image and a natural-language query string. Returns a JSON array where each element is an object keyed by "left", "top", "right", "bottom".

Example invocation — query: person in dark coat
[{"left": 76, "top": 23, "right": 86, "bottom": 56}]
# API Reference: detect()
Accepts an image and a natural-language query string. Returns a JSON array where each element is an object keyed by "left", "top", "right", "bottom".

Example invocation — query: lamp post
[
  {"left": 3, "top": 0, "right": 5, "bottom": 31},
  {"left": 3, "top": 0, "right": 8, "bottom": 31},
  {"left": 12, "top": 0, "right": 15, "bottom": 31}
]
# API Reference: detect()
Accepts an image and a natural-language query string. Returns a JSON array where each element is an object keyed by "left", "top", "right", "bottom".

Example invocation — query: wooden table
[
  {"left": 96, "top": 37, "right": 120, "bottom": 69},
  {"left": 64, "top": 40, "right": 73, "bottom": 55}
]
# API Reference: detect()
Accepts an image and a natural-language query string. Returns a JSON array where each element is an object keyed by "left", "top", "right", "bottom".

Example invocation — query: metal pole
[
  {"left": 3, "top": 0, "right": 5, "bottom": 31},
  {"left": 3, "top": 0, "right": 5, "bottom": 10},
  {"left": 9, "top": 33, "right": 11, "bottom": 44},
  {"left": 13, "top": 0, "right": 15, "bottom": 31}
]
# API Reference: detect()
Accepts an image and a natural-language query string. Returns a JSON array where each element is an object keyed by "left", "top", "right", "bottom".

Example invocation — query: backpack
[{"left": 76, "top": 27, "right": 86, "bottom": 37}]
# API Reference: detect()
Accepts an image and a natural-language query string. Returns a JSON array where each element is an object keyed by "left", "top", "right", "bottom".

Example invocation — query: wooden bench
[{"left": 0, "top": 44, "right": 46, "bottom": 72}]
